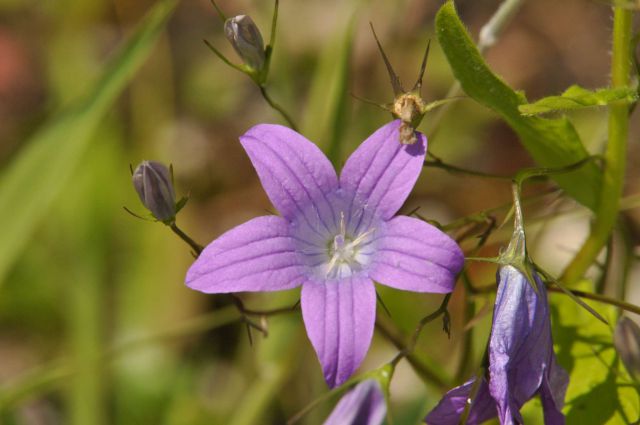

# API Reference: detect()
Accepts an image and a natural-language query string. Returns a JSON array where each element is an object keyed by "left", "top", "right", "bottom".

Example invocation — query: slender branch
[
  {"left": 560, "top": 5, "right": 632, "bottom": 284},
  {"left": 470, "top": 281, "right": 640, "bottom": 316},
  {"left": 259, "top": 86, "right": 299, "bottom": 131},
  {"left": 546, "top": 286, "right": 640, "bottom": 316},
  {"left": 169, "top": 222, "right": 203, "bottom": 255},
  {"left": 376, "top": 316, "right": 450, "bottom": 390}
]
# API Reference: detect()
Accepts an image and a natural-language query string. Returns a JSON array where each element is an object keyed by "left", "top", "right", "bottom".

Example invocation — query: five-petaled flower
[
  {"left": 425, "top": 265, "right": 569, "bottom": 425},
  {"left": 186, "top": 120, "right": 464, "bottom": 387}
]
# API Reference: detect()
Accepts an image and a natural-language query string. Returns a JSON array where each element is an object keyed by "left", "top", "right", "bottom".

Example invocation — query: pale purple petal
[
  {"left": 240, "top": 124, "right": 339, "bottom": 228},
  {"left": 489, "top": 266, "right": 551, "bottom": 422},
  {"left": 186, "top": 216, "right": 306, "bottom": 293},
  {"left": 340, "top": 120, "right": 426, "bottom": 221},
  {"left": 369, "top": 216, "right": 463, "bottom": 293},
  {"left": 539, "top": 358, "right": 569, "bottom": 425},
  {"left": 301, "top": 276, "right": 376, "bottom": 388},
  {"left": 425, "top": 378, "right": 497, "bottom": 425},
  {"left": 323, "top": 379, "right": 386, "bottom": 425}
]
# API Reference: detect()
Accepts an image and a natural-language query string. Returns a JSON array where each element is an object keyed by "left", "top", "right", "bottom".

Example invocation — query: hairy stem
[{"left": 561, "top": 6, "right": 632, "bottom": 284}]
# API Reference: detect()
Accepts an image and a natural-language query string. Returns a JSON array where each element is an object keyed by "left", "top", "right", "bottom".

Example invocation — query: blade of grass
[{"left": 0, "top": 0, "right": 178, "bottom": 284}]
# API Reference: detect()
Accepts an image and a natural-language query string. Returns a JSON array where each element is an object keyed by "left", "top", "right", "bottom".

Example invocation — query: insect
[{"left": 362, "top": 24, "right": 458, "bottom": 144}]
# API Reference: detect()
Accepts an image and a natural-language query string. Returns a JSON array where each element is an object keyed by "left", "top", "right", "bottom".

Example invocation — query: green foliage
[
  {"left": 551, "top": 283, "right": 639, "bottom": 425},
  {"left": 435, "top": 1, "right": 602, "bottom": 210},
  {"left": 519, "top": 85, "right": 638, "bottom": 115},
  {"left": 0, "top": 0, "right": 178, "bottom": 285}
]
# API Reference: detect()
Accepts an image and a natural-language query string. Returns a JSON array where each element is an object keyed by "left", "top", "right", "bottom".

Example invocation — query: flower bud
[
  {"left": 614, "top": 316, "right": 640, "bottom": 380},
  {"left": 224, "top": 15, "right": 265, "bottom": 71},
  {"left": 132, "top": 161, "right": 176, "bottom": 222}
]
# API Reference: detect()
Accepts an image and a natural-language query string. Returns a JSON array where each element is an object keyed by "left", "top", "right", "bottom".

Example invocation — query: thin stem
[
  {"left": 259, "top": 86, "right": 299, "bottom": 131},
  {"left": 561, "top": 6, "right": 632, "bottom": 284},
  {"left": 471, "top": 281, "right": 640, "bottom": 316},
  {"left": 376, "top": 314, "right": 450, "bottom": 389},
  {"left": 169, "top": 222, "right": 203, "bottom": 255},
  {"left": 423, "top": 156, "right": 511, "bottom": 180},
  {"left": 203, "top": 40, "right": 246, "bottom": 73},
  {"left": 547, "top": 286, "right": 640, "bottom": 316},
  {"left": 209, "top": 0, "right": 226, "bottom": 22}
]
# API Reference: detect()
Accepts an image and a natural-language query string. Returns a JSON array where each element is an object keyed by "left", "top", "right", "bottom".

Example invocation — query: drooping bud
[
  {"left": 614, "top": 317, "right": 640, "bottom": 380},
  {"left": 132, "top": 161, "right": 176, "bottom": 223},
  {"left": 224, "top": 15, "right": 265, "bottom": 71}
]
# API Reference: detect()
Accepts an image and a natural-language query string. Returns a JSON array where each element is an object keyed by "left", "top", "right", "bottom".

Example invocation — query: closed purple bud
[
  {"left": 614, "top": 317, "right": 640, "bottom": 380},
  {"left": 323, "top": 379, "right": 386, "bottom": 425},
  {"left": 224, "top": 15, "right": 265, "bottom": 71},
  {"left": 132, "top": 161, "right": 176, "bottom": 222}
]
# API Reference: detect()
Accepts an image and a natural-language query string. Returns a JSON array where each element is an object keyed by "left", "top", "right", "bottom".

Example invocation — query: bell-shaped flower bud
[
  {"left": 614, "top": 316, "right": 640, "bottom": 381},
  {"left": 132, "top": 161, "right": 176, "bottom": 223},
  {"left": 224, "top": 15, "right": 265, "bottom": 71}
]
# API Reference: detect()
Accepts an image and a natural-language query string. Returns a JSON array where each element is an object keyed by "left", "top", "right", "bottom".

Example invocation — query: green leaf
[
  {"left": 302, "top": 7, "right": 356, "bottom": 165},
  {"left": 519, "top": 85, "right": 638, "bottom": 115},
  {"left": 0, "top": 0, "right": 178, "bottom": 284},
  {"left": 551, "top": 281, "right": 639, "bottom": 424},
  {"left": 435, "top": 1, "right": 602, "bottom": 210}
]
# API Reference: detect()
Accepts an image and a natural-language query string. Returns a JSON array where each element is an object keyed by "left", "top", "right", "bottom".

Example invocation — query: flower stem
[
  {"left": 259, "top": 85, "right": 299, "bottom": 131},
  {"left": 169, "top": 222, "right": 203, "bottom": 255},
  {"left": 560, "top": 6, "right": 632, "bottom": 284}
]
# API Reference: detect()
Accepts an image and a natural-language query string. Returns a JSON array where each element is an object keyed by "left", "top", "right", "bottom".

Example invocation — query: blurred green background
[{"left": 0, "top": 0, "right": 638, "bottom": 424}]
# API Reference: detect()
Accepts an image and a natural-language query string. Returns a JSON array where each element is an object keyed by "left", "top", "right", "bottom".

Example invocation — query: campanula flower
[
  {"left": 323, "top": 379, "right": 386, "bottom": 425},
  {"left": 186, "top": 120, "right": 464, "bottom": 387},
  {"left": 425, "top": 266, "right": 569, "bottom": 425}
]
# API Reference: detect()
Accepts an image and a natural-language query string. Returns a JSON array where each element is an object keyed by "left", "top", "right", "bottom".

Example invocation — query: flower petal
[
  {"left": 323, "top": 379, "right": 386, "bottom": 425},
  {"left": 540, "top": 358, "right": 569, "bottom": 425},
  {"left": 425, "top": 378, "right": 497, "bottom": 425},
  {"left": 301, "top": 276, "right": 376, "bottom": 388},
  {"left": 489, "top": 266, "right": 552, "bottom": 422},
  {"left": 340, "top": 120, "right": 426, "bottom": 221},
  {"left": 369, "top": 216, "right": 463, "bottom": 293},
  {"left": 240, "top": 124, "right": 339, "bottom": 228},
  {"left": 186, "top": 216, "right": 307, "bottom": 293}
]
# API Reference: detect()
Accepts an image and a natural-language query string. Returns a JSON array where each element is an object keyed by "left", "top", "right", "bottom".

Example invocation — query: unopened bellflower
[
  {"left": 186, "top": 120, "right": 464, "bottom": 387},
  {"left": 323, "top": 379, "right": 386, "bottom": 425},
  {"left": 426, "top": 198, "right": 568, "bottom": 424}
]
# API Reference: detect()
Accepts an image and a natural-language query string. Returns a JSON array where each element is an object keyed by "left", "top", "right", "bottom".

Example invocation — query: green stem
[
  {"left": 169, "top": 222, "right": 203, "bottom": 255},
  {"left": 259, "top": 86, "right": 299, "bottom": 131},
  {"left": 561, "top": 6, "right": 632, "bottom": 284}
]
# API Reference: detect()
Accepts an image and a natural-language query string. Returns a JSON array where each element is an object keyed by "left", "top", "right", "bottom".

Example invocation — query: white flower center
[{"left": 323, "top": 212, "right": 375, "bottom": 278}]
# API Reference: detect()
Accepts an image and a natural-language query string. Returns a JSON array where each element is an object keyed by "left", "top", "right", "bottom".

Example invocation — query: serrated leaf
[
  {"left": 519, "top": 85, "right": 638, "bottom": 115},
  {"left": 0, "top": 0, "right": 178, "bottom": 284},
  {"left": 435, "top": 1, "right": 602, "bottom": 210},
  {"left": 551, "top": 281, "right": 639, "bottom": 424}
]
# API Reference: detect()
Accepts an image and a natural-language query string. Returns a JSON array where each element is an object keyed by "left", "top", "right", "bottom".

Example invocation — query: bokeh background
[{"left": 0, "top": 0, "right": 639, "bottom": 424}]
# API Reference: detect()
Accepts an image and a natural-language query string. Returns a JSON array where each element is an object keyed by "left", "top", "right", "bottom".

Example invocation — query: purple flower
[
  {"left": 426, "top": 266, "right": 569, "bottom": 425},
  {"left": 323, "top": 379, "right": 386, "bottom": 425},
  {"left": 186, "top": 120, "right": 464, "bottom": 387}
]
